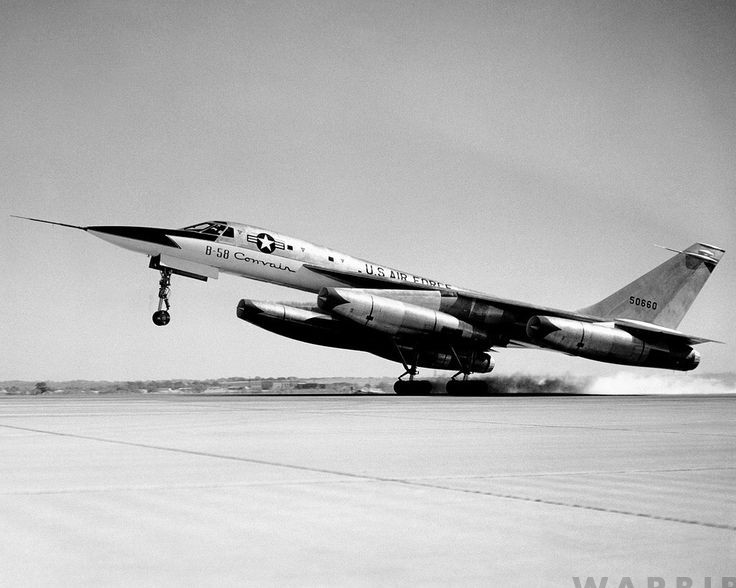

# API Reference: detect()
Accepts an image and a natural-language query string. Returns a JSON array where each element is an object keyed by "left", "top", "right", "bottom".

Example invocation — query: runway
[{"left": 1, "top": 394, "right": 734, "bottom": 586}]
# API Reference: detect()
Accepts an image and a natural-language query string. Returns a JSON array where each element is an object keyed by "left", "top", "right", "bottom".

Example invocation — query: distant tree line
[{"left": 1, "top": 374, "right": 593, "bottom": 396}]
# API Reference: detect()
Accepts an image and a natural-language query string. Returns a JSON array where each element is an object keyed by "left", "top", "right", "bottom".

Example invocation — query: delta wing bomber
[{"left": 13, "top": 216, "right": 724, "bottom": 395}]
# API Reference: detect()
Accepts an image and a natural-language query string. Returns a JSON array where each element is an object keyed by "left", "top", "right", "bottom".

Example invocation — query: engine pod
[
  {"left": 319, "top": 287, "right": 488, "bottom": 343},
  {"left": 526, "top": 315, "right": 700, "bottom": 370}
]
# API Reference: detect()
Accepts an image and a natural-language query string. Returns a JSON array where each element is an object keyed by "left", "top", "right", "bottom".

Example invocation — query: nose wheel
[
  {"left": 152, "top": 310, "right": 170, "bottom": 326},
  {"left": 152, "top": 268, "right": 172, "bottom": 326}
]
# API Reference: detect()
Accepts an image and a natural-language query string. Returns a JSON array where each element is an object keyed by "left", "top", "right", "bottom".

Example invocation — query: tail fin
[{"left": 578, "top": 243, "right": 724, "bottom": 329}]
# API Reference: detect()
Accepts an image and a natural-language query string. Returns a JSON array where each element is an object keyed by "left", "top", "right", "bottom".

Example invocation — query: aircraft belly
[{"left": 158, "top": 254, "right": 219, "bottom": 279}]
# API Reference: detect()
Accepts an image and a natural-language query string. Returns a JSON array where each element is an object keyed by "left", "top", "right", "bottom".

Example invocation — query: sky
[{"left": 1, "top": 1, "right": 734, "bottom": 381}]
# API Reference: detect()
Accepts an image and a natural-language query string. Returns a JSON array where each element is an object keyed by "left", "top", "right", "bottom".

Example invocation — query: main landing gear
[
  {"left": 152, "top": 268, "right": 172, "bottom": 326},
  {"left": 445, "top": 374, "right": 489, "bottom": 396},
  {"left": 392, "top": 372, "right": 489, "bottom": 396},
  {"left": 444, "top": 348, "right": 489, "bottom": 395},
  {"left": 392, "top": 345, "right": 490, "bottom": 396},
  {"left": 393, "top": 347, "right": 433, "bottom": 395},
  {"left": 393, "top": 374, "right": 433, "bottom": 396}
]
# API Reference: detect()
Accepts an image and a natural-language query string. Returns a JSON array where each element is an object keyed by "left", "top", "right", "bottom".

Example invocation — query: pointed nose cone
[{"left": 86, "top": 226, "right": 181, "bottom": 255}]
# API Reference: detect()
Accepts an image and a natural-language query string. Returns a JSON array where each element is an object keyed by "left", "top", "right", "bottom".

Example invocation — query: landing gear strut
[
  {"left": 445, "top": 346, "right": 489, "bottom": 395},
  {"left": 152, "top": 268, "right": 172, "bottom": 326},
  {"left": 393, "top": 346, "right": 433, "bottom": 395}
]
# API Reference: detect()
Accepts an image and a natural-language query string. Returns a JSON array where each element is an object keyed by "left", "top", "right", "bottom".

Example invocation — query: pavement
[{"left": 0, "top": 394, "right": 734, "bottom": 587}]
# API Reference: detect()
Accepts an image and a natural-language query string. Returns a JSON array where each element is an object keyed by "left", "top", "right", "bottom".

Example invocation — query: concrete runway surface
[{"left": 0, "top": 394, "right": 734, "bottom": 587}]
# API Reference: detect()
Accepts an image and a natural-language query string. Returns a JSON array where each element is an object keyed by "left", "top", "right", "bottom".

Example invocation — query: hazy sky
[{"left": 2, "top": 1, "right": 734, "bottom": 381}]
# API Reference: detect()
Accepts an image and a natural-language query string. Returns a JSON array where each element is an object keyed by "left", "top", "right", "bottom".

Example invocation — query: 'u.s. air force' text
[{"left": 362, "top": 263, "right": 453, "bottom": 289}]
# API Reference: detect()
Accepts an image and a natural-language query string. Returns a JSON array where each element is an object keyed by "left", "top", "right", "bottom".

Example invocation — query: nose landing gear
[{"left": 152, "top": 268, "right": 172, "bottom": 326}]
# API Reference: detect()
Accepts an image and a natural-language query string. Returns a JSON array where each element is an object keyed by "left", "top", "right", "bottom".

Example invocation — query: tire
[
  {"left": 394, "top": 380, "right": 433, "bottom": 395},
  {"left": 446, "top": 380, "right": 489, "bottom": 396},
  {"left": 152, "top": 310, "right": 171, "bottom": 326}
]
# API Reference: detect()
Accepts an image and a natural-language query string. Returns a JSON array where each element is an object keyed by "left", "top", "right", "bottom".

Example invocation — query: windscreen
[{"left": 179, "top": 221, "right": 228, "bottom": 236}]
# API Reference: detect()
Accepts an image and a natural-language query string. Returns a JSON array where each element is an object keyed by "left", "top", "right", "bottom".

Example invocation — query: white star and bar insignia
[{"left": 248, "top": 232, "right": 285, "bottom": 254}]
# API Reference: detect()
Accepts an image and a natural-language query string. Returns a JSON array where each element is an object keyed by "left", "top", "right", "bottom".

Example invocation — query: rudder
[{"left": 578, "top": 243, "right": 724, "bottom": 329}]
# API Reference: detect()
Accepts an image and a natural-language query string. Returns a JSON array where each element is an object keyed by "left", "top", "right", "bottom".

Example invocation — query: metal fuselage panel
[
  {"left": 171, "top": 225, "right": 458, "bottom": 294},
  {"left": 90, "top": 223, "right": 455, "bottom": 293}
]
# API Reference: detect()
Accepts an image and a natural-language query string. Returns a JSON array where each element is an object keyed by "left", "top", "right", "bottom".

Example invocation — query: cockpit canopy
[{"left": 180, "top": 221, "right": 234, "bottom": 239}]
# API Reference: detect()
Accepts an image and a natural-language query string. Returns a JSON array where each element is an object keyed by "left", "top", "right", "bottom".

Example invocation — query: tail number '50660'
[{"left": 629, "top": 296, "right": 658, "bottom": 310}]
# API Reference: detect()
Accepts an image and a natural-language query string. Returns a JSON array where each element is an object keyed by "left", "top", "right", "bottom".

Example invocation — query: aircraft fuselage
[{"left": 91, "top": 222, "right": 457, "bottom": 294}]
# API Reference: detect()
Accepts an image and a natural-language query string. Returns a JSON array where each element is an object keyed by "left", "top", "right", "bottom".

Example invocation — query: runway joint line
[{"left": 2, "top": 422, "right": 734, "bottom": 532}]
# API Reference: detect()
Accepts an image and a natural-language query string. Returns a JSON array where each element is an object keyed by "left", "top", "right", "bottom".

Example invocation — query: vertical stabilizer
[{"left": 578, "top": 243, "right": 724, "bottom": 329}]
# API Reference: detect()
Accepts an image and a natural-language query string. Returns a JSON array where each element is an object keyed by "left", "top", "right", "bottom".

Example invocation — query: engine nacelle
[
  {"left": 237, "top": 298, "right": 495, "bottom": 373},
  {"left": 526, "top": 315, "right": 700, "bottom": 370},
  {"left": 237, "top": 299, "right": 368, "bottom": 351},
  {"left": 318, "top": 287, "right": 487, "bottom": 343}
]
